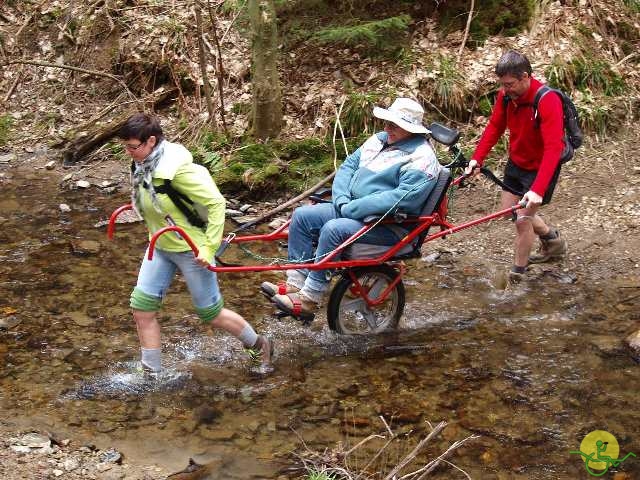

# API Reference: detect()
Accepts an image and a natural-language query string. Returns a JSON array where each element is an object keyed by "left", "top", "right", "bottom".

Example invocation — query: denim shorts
[
  {"left": 504, "top": 160, "right": 561, "bottom": 205},
  {"left": 134, "top": 247, "right": 222, "bottom": 309}
]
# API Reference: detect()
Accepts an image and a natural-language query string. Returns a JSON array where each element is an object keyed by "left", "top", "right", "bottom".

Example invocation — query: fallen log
[{"left": 62, "top": 87, "right": 179, "bottom": 164}]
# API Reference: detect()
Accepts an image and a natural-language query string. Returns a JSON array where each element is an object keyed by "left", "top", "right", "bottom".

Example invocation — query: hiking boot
[
  {"left": 260, "top": 281, "right": 299, "bottom": 298},
  {"left": 529, "top": 230, "right": 567, "bottom": 264},
  {"left": 508, "top": 270, "right": 525, "bottom": 285},
  {"left": 133, "top": 361, "right": 162, "bottom": 382}
]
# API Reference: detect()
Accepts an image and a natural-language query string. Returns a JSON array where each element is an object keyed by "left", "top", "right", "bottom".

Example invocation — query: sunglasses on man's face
[{"left": 383, "top": 121, "right": 401, "bottom": 130}]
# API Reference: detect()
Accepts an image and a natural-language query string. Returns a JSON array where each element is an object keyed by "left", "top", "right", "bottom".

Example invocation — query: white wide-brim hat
[{"left": 373, "top": 97, "right": 430, "bottom": 134}]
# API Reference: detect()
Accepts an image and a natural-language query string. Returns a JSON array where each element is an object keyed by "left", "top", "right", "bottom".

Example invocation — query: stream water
[{"left": 1, "top": 167, "right": 639, "bottom": 479}]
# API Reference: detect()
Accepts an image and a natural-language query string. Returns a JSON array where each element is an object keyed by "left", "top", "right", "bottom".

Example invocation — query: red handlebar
[
  {"left": 148, "top": 226, "right": 200, "bottom": 260},
  {"left": 107, "top": 204, "right": 134, "bottom": 239}
]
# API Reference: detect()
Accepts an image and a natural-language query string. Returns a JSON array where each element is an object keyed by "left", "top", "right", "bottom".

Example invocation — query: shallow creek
[{"left": 1, "top": 168, "right": 639, "bottom": 479}]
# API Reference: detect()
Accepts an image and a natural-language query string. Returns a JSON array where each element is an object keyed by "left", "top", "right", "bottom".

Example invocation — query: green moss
[
  {"left": 281, "top": 138, "right": 326, "bottom": 160},
  {"left": 188, "top": 130, "right": 229, "bottom": 171},
  {"left": 0, "top": 115, "right": 13, "bottom": 146},
  {"left": 40, "top": 7, "right": 63, "bottom": 25},
  {"left": 211, "top": 138, "right": 337, "bottom": 197},
  {"left": 177, "top": 116, "right": 189, "bottom": 131},
  {"left": 221, "top": 0, "right": 244, "bottom": 13},
  {"left": 106, "top": 141, "right": 130, "bottom": 163}
]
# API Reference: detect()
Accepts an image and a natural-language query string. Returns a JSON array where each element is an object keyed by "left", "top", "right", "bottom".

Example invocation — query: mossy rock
[{"left": 212, "top": 138, "right": 335, "bottom": 197}]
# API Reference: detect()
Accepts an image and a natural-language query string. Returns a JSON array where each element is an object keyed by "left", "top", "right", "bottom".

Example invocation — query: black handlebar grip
[{"left": 215, "top": 240, "right": 230, "bottom": 258}]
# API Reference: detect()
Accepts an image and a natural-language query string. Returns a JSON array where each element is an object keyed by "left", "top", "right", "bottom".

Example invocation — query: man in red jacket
[{"left": 466, "top": 50, "right": 567, "bottom": 281}]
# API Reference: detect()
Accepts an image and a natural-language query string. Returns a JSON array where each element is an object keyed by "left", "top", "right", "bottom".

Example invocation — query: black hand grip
[
  {"left": 215, "top": 240, "right": 230, "bottom": 258},
  {"left": 308, "top": 195, "right": 332, "bottom": 204}
]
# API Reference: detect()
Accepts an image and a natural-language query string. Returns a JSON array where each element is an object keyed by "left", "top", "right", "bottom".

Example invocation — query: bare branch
[
  {"left": 344, "top": 434, "right": 386, "bottom": 458},
  {"left": 332, "top": 97, "right": 349, "bottom": 170},
  {"left": 383, "top": 421, "right": 447, "bottom": 480},
  {"left": 205, "top": 0, "right": 228, "bottom": 132},
  {"left": 355, "top": 437, "right": 395, "bottom": 480},
  {"left": 415, "top": 434, "right": 480, "bottom": 480},
  {"left": 232, "top": 170, "right": 336, "bottom": 233},
  {"left": 440, "top": 459, "right": 473, "bottom": 480},
  {"left": 220, "top": 0, "right": 247, "bottom": 44},
  {"left": 1, "top": 59, "right": 137, "bottom": 102},
  {"left": 379, "top": 415, "right": 394, "bottom": 437},
  {"left": 457, "top": 0, "right": 475, "bottom": 64},
  {"left": 3, "top": 69, "right": 22, "bottom": 103}
]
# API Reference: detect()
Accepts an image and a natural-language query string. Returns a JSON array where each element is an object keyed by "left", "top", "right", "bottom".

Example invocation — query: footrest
[{"left": 274, "top": 309, "right": 315, "bottom": 326}]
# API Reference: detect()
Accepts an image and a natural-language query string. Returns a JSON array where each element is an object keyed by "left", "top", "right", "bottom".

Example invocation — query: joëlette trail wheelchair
[{"left": 108, "top": 123, "right": 524, "bottom": 335}]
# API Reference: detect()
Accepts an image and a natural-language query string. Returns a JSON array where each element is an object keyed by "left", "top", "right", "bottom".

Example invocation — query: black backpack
[
  {"left": 154, "top": 179, "right": 207, "bottom": 229},
  {"left": 503, "top": 85, "right": 583, "bottom": 163},
  {"left": 130, "top": 162, "right": 208, "bottom": 229}
]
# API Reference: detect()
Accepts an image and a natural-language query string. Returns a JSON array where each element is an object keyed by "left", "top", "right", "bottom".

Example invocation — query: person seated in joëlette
[{"left": 261, "top": 97, "right": 442, "bottom": 317}]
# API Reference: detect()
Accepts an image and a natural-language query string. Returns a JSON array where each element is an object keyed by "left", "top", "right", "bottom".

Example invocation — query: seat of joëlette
[{"left": 343, "top": 167, "right": 452, "bottom": 260}]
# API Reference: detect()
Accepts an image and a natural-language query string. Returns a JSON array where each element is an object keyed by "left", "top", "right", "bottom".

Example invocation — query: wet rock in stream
[
  {"left": 167, "top": 457, "right": 224, "bottom": 479},
  {"left": 590, "top": 334, "right": 626, "bottom": 357},
  {"left": 192, "top": 404, "right": 222, "bottom": 426},
  {"left": 69, "top": 239, "right": 101, "bottom": 256},
  {"left": 66, "top": 310, "right": 98, "bottom": 327},
  {"left": 98, "top": 448, "right": 123, "bottom": 464},
  {"left": 10, "top": 432, "right": 52, "bottom": 453},
  {"left": 198, "top": 427, "right": 237, "bottom": 442},
  {"left": 0, "top": 153, "right": 17, "bottom": 164},
  {"left": 0, "top": 316, "right": 22, "bottom": 329},
  {"left": 93, "top": 209, "right": 142, "bottom": 228},
  {"left": 625, "top": 329, "right": 640, "bottom": 361}
]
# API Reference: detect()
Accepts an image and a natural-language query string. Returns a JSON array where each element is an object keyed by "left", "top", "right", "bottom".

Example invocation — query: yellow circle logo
[
  {"left": 570, "top": 430, "right": 636, "bottom": 476},
  {"left": 579, "top": 430, "right": 620, "bottom": 471}
]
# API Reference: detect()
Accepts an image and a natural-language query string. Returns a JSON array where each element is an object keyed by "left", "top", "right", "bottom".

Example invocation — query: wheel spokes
[{"left": 329, "top": 266, "right": 404, "bottom": 335}]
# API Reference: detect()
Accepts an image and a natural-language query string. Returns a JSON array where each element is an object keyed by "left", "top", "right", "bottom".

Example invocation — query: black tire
[{"left": 327, "top": 265, "right": 405, "bottom": 335}]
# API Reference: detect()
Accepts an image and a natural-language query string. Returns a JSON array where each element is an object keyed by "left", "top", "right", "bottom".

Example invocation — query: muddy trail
[{"left": 0, "top": 133, "right": 639, "bottom": 479}]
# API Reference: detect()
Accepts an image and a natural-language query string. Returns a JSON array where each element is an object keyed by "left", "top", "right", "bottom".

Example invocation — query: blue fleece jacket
[{"left": 332, "top": 132, "right": 441, "bottom": 219}]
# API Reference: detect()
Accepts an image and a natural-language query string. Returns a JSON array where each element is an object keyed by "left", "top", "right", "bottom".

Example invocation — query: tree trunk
[
  {"left": 248, "top": 0, "right": 282, "bottom": 139},
  {"left": 194, "top": 1, "right": 215, "bottom": 128}
]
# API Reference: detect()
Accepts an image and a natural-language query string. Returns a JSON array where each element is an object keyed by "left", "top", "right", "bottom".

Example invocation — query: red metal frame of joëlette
[{"left": 107, "top": 174, "right": 524, "bottom": 278}]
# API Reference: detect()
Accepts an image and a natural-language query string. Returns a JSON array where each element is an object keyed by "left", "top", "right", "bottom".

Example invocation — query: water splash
[{"left": 67, "top": 361, "right": 190, "bottom": 399}]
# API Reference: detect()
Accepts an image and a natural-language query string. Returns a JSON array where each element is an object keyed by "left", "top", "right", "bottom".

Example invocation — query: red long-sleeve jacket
[{"left": 471, "top": 77, "right": 565, "bottom": 196}]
